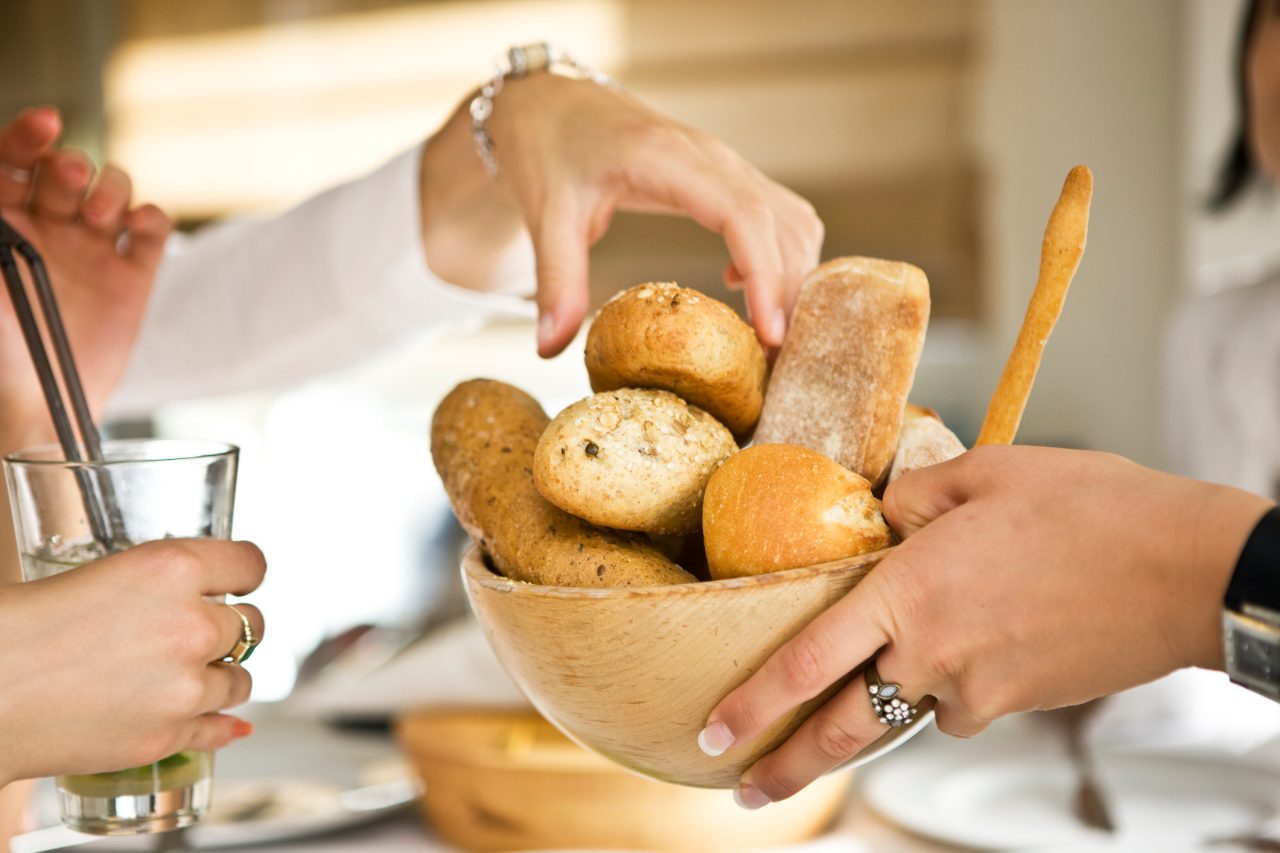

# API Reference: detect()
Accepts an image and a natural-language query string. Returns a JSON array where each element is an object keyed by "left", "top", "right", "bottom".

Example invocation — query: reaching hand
[
  {"left": 700, "top": 446, "right": 1273, "bottom": 809},
  {"left": 420, "top": 74, "right": 823, "bottom": 357},
  {"left": 0, "top": 107, "right": 170, "bottom": 434}
]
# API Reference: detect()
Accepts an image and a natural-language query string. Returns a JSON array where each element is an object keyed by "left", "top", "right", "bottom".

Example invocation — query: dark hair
[{"left": 1209, "top": 0, "right": 1264, "bottom": 211}]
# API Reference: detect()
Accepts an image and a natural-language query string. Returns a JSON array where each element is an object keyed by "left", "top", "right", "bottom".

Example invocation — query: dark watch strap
[
  {"left": 1223, "top": 505, "right": 1280, "bottom": 701},
  {"left": 1226, "top": 506, "right": 1280, "bottom": 614}
]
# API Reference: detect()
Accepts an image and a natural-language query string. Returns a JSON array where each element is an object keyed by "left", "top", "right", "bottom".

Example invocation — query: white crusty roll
[
  {"left": 887, "top": 404, "right": 966, "bottom": 483},
  {"left": 533, "top": 388, "right": 737, "bottom": 536},
  {"left": 754, "top": 257, "right": 930, "bottom": 487},
  {"left": 702, "top": 444, "right": 893, "bottom": 580}
]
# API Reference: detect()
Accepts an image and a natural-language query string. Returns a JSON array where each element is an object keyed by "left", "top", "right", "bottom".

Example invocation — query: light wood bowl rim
[{"left": 461, "top": 543, "right": 894, "bottom": 597}]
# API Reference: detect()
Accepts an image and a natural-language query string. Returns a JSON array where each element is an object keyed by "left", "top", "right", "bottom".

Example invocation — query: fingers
[
  {"left": 701, "top": 577, "right": 894, "bottom": 754},
  {"left": 122, "top": 203, "right": 173, "bottom": 270},
  {"left": 179, "top": 714, "right": 254, "bottom": 753},
  {"left": 200, "top": 541, "right": 267, "bottom": 597},
  {"left": 0, "top": 106, "right": 61, "bottom": 206},
  {"left": 736, "top": 668, "right": 925, "bottom": 807},
  {"left": 530, "top": 196, "right": 590, "bottom": 358},
  {"left": 199, "top": 662, "right": 253, "bottom": 714},
  {"left": 128, "top": 538, "right": 267, "bottom": 598},
  {"left": 204, "top": 601, "right": 265, "bottom": 662},
  {"left": 760, "top": 182, "right": 823, "bottom": 319},
  {"left": 81, "top": 165, "right": 133, "bottom": 235},
  {"left": 29, "top": 149, "right": 94, "bottom": 220},
  {"left": 623, "top": 152, "right": 792, "bottom": 346}
]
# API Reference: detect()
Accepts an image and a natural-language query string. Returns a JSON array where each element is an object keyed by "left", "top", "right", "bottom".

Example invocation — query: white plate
[{"left": 860, "top": 720, "right": 1280, "bottom": 850}]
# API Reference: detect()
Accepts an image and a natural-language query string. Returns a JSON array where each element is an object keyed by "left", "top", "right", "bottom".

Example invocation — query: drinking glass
[{"left": 3, "top": 439, "right": 238, "bottom": 835}]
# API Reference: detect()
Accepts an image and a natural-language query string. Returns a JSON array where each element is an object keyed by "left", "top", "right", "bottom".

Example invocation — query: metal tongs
[{"left": 0, "top": 214, "right": 124, "bottom": 550}]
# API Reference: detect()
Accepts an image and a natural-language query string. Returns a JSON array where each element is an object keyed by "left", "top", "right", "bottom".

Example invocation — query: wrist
[
  {"left": 1181, "top": 480, "right": 1274, "bottom": 671},
  {"left": 418, "top": 93, "right": 523, "bottom": 292}
]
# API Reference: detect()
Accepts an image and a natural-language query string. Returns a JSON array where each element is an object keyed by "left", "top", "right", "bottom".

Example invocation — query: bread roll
[
  {"left": 431, "top": 380, "right": 695, "bottom": 587},
  {"left": 887, "top": 404, "right": 966, "bottom": 483},
  {"left": 754, "top": 257, "right": 930, "bottom": 486},
  {"left": 533, "top": 388, "right": 736, "bottom": 536},
  {"left": 585, "top": 283, "right": 767, "bottom": 438},
  {"left": 702, "top": 444, "right": 892, "bottom": 580}
]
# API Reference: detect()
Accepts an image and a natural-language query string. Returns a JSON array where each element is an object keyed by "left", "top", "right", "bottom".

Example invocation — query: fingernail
[
  {"left": 231, "top": 719, "right": 254, "bottom": 739},
  {"left": 769, "top": 308, "right": 787, "bottom": 345},
  {"left": 697, "top": 721, "right": 735, "bottom": 757},
  {"left": 734, "top": 783, "right": 770, "bottom": 810},
  {"left": 537, "top": 311, "right": 556, "bottom": 347}
]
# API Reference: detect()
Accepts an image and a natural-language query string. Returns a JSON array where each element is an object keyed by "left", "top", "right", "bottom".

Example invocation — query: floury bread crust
[
  {"left": 754, "top": 257, "right": 930, "bottom": 486},
  {"left": 585, "top": 283, "right": 767, "bottom": 438},
  {"left": 430, "top": 380, "right": 695, "bottom": 587},
  {"left": 887, "top": 404, "right": 967, "bottom": 483},
  {"left": 702, "top": 444, "right": 893, "bottom": 580},
  {"left": 533, "top": 388, "right": 737, "bottom": 536}
]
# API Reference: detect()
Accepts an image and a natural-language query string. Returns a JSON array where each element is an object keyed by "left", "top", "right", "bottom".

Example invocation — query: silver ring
[
  {"left": 866, "top": 664, "right": 919, "bottom": 727},
  {"left": 0, "top": 161, "right": 33, "bottom": 183},
  {"left": 222, "top": 604, "right": 259, "bottom": 664}
]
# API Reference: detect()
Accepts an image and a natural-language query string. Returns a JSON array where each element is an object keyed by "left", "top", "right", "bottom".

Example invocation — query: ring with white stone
[
  {"left": 866, "top": 664, "right": 918, "bottom": 728},
  {"left": 0, "top": 160, "right": 33, "bottom": 183}
]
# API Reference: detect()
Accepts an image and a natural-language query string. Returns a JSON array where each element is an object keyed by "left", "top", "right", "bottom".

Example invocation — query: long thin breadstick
[{"left": 976, "top": 165, "right": 1093, "bottom": 446}]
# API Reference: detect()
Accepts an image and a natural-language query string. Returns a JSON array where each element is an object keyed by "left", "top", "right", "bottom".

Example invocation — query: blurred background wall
[{"left": 2, "top": 0, "right": 1277, "bottom": 697}]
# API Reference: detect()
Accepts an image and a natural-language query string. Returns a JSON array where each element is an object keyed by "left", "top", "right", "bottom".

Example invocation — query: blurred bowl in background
[{"left": 395, "top": 709, "right": 852, "bottom": 852}]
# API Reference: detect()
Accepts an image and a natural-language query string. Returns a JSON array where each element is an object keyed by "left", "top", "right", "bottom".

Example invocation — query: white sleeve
[{"left": 108, "top": 144, "right": 534, "bottom": 416}]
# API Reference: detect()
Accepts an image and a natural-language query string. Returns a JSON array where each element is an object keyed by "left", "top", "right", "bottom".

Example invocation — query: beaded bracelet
[{"left": 469, "top": 43, "right": 616, "bottom": 177}]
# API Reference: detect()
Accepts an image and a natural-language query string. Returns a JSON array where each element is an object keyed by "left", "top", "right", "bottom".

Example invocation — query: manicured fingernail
[
  {"left": 734, "top": 783, "right": 770, "bottom": 810},
  {"left": 231, "top": 720, "right": 254, "bottom": 739},
  {"left": 698, "top": 721, "right": 735, "bottom": 757},
  {"left": 769, "top": 309, "right": 787, "bottom": 344},
  {"left": 537, "top": 311, "right": 556, "bottom": 347}
]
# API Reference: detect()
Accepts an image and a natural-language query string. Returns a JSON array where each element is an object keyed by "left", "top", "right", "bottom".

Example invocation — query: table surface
[{"left": 16, "top": 702, "right": 1278, "bottom": 853}]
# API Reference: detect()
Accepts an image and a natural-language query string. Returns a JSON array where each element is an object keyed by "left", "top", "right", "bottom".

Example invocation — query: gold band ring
[{"left": 222, "top": 603, "right": 258, "bottom": 664}]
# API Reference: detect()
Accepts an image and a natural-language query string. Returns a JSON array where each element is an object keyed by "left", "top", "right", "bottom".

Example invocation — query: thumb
[
  {"left": 531, "top": 198, "right": 590, "bottom": 358},
  {"left": 882, "top": 451, "right": 978, "bottom": 539}
]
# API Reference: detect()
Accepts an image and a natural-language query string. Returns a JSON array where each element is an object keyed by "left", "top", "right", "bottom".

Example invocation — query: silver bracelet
[{"left": 469, "top": 43, "right": 616, "bottom": 177}]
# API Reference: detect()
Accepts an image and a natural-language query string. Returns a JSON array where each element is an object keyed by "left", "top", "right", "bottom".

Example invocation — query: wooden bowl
[
  {"left": 396, "top": 709, "right": 853, "bottom": 852},
  {"left": 461, "top": 544, "right": 933, "bottom": 789}
]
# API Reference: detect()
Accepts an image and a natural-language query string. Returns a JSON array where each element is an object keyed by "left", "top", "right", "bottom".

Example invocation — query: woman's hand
[
  {"left": 0, "top": 107, "right": 170, "bottom": 434},
  {"left": 419, "top": 73, "right": 823, "bottom": 357},
  {"left": 700, "top": 446, "right": 1273, "bottom": 809},
  {"left": 0, "top": 539, "right": 266, "bottom": 785}
]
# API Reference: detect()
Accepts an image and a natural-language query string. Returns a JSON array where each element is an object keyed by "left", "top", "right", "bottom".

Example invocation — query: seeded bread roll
[
  {"left": 702, "top": 444, "right": 893, "bottom": 580},
  {"left": 755, "top": 257, "right": 930, "bottom": 486},
  {"left": 585, "top": 283, "right": 767, "bottom": 438},
  {"left": 533, "top": 388, "right": 737, "bottom": 536},
  {"left": 431, "top": 380, "right": 695, "bottom": 587},
  {"left": 887, "top": 404, "right": 967, "bottom": 483}
]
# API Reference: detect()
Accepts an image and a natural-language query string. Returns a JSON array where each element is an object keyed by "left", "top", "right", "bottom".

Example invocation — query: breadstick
[{"left": 976, "top": 165, "right": 1092, "bottom": 446}]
